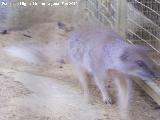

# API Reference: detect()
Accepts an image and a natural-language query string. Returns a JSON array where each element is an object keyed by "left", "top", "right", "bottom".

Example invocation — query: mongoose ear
[{"left": 120, "top": 50, "right": 129, "bottom": 61}]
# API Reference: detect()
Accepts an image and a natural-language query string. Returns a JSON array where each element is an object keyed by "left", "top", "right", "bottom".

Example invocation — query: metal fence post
[{"left": 116, "top": 0, "right": 127, "bottom": 38}]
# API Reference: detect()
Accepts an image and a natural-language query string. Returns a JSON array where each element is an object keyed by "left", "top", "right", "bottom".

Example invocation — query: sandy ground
[{"left": 0, "top": 22, "right": 160, "bottom": 120}]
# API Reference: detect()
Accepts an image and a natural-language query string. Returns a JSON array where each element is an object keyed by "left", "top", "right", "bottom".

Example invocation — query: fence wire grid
[{"left": 86, "top": 0, "right": 160, "bottom": 65}]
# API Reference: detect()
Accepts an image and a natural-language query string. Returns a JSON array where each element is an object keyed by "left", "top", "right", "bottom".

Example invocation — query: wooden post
[
  {"left": 116, "top": 0, "right": 127, "bottom": 38},
  {"left": 133, "top": 77, "right": 160, "bottom": 105}
]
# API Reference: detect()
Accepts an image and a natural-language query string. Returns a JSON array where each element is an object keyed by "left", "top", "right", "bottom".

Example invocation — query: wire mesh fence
[
  {"left": 86, "top": 0, "right": 160, "bottom": 65},
  {"left": 85, "top": 0, "right": 116, "bottom": 28},
  {"left": 127, "top": 0, "right": 160, "bottom": 64}
]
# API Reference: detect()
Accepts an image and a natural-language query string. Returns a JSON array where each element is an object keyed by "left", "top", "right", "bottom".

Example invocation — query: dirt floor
[{"left": 0, "top": 22, "right": 160, "bottom": 120}]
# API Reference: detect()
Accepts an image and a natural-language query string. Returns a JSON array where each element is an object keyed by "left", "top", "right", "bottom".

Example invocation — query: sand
[{"left": 0, "top": 22, "right": 160, "bottom": 120}]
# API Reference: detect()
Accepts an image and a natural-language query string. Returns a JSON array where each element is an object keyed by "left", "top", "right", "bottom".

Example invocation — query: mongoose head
[{"left": 119, "top": 45, "right": 160, "bottom": 81}]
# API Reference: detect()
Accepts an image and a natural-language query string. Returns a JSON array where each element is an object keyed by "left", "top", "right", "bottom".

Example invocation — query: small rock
[
  {"left": 57, "top": 21, "right": 66, "bottom": 30},
  {"left": 59, "top": 66, "right": 63, "bottom": 68},
  {"left": 0, "top": 30, "right": 8, "bottom": 34},
  {"left": 23, "top": 34, "right": 32, "bottom": 38}
]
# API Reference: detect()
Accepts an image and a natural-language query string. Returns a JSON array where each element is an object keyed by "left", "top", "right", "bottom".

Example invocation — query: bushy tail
[
  {"left": 3, "top": 45, "right": 43, "bottom": 64},
  {"left": 3, "top": 41, "right": 68, "bottom": 64}
]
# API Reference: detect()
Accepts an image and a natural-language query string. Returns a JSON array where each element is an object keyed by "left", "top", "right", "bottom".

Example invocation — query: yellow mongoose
[{"left": 68, "top": 24, "right": 160, "bottom": 118}]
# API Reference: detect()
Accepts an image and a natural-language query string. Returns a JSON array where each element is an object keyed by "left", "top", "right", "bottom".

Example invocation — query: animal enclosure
[
  {"left": 85, "top": 0, "right": 160, "bottom": 105},
  {"left": 1, "top": 0, "right": 160, "bottom": 120}
]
